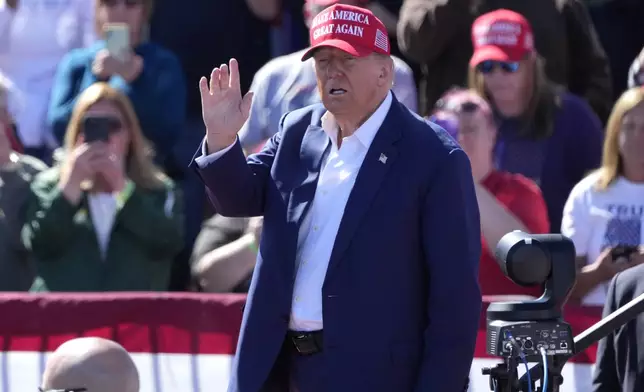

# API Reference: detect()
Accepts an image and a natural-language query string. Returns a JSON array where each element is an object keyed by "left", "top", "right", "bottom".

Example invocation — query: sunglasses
[
  {"left": 100, "top": 0, "right": 143, "bottom": 7},
  {"left": 39, "top": 388, "right": 87, "bottom": 392},
  {"left": 477, "top": 60, "right": 520, "bottom": 74}
]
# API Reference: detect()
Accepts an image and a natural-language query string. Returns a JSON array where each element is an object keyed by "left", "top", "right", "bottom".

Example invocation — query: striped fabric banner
[{"left": 0, "top": 293, "right": 601, "bottom": 392}]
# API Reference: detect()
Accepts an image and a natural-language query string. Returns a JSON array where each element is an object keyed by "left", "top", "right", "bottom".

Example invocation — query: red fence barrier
[{"left": 0, "top": 293, "right": 603, "bottom": 391}]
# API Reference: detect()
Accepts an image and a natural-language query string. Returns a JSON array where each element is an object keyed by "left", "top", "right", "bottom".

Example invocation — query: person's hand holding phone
[
  {"left": 95, "top": 151, "right": 126, "bottom": 193},
  {"left": 92, "top": 49, "right": 124, "bottom": 80},
  {"left": 92, "top": 49, "right": 143, "bottom": 82},
  {"left": 629, "top": 247, "right": 644, "bottom": 265},
  {"left": 587, "top": 246, "right": 644, "bottom": 282},
  {"left": 59, "top": 143, "right": 110, "bottom": 204}
]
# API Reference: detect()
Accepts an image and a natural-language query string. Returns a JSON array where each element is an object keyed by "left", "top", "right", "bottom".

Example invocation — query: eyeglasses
[
  {"left": 477, "top": 60, "right": 520, "bottom": 74},
  {"left": 100, "top": 0, "right": 143, "bottom": 7},
  {"left": 39, "top": 388, "right": 87, "bottom": 392}
]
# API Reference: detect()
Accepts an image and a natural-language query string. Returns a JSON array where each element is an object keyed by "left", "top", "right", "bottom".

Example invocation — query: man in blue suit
[{"left": 190, "top": 4, "right": 482, "bottom": 391}]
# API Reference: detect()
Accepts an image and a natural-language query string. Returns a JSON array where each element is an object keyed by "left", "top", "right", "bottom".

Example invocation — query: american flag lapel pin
[{"left": 379, "top": 153, "right": 388, "bottom": 164}]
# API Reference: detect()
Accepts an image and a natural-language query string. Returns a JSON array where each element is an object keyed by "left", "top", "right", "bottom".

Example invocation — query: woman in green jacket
[{"left": 22, "top": 82, "right": 184, "bottom": 292}]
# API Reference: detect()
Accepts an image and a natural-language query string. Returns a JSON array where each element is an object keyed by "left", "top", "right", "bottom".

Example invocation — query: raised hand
[
  {"left": 94, "top": 152, "right": 126, "bottom": 193},
  {"left": 92, "top": 49, "right": 123, "bottom": 80},
  {"left": 59, "top": 143, "right": 107, "bottom": 204},
  {"left": 199, "top": 59, "right": 253, "bottom": 152}
]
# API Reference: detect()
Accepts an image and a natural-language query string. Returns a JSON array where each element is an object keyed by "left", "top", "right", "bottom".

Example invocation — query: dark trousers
[{"left": 264, "top": 339, "right": 328, "bottom": 392}]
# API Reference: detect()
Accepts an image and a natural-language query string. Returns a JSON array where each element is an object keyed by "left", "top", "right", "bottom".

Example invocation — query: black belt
[{"left": 287, "top": 330, "right": 323, "bottom": 356}]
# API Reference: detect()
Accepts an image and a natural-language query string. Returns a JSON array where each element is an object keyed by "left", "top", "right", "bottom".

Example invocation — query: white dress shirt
[
  {"left": 196, "top": 92, "right": 393, "bottom": 331},
  {"left": 290, "top": 92, "right": 392, "bottom": 331}
]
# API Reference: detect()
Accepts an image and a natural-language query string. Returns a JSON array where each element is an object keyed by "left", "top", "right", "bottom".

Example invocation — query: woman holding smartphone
[
  {"left": 48, "top": 0, "right": 185, "bottom": 169},
  {"left": 24, "top": 83, "right": 184, "bottom": 292},
  {"left": 562, "top": 86, "right": 644, "bottom": 306}
]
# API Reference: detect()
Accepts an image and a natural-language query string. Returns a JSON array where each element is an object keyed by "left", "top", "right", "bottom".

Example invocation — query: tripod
[{"left": 482, "top": 353, "right": 564, "bottom": 392}]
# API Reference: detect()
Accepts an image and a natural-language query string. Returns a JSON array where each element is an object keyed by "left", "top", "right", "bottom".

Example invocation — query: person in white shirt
[
  {"left": 561, "top": 86, "right": 644, "bottom": 306},
  {"left": 0, "top": 0, "right": 95, "bottom": 161},
  {"left": 41, "top": 337, "right": 139, "bottom": 392}
]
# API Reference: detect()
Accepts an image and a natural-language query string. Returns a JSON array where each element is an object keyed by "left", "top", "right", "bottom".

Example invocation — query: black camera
[{"left": 482, "top": 231, "right": 644, "bottom": 392}]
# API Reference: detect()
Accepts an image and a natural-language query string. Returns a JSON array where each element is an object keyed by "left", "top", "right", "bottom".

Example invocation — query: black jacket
[{"left": 593, "top": 262, "right": 644, "bottom": 392}]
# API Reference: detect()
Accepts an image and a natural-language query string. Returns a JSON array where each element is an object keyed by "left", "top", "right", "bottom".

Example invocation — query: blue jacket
[
  {"left": 48, "top": 41, "right": 186, "bottom": 161},
  {"left": 191, "top": 95, "right": 482, "bottom": 392}
]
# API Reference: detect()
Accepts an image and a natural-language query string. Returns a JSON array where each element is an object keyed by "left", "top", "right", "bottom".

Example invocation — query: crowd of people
[{"left": 1, "top": 0, "right": 644, "bottom": 390}]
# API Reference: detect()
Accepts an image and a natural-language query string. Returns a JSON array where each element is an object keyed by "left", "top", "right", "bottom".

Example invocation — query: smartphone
[
  {"left": 104, "top": 23, "right": 130, "bottom": 63},
  {"left": 82, "top": 115, "right": 114, "bottom": 143},
  {"left": 611, "top": 245, "right": 638, "bottom": 262}
]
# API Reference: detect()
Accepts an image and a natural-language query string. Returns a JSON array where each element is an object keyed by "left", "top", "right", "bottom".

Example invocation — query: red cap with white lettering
[
  {"left": 469, "top": 9, "right": 534, "bottom": 67},
  {"left": 301, "top": 3, "right": 390, "bottom": 61}
]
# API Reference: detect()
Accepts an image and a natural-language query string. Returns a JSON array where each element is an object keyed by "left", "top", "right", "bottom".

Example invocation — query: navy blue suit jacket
[{"left": 190, "top": 95, "right": 482, "bottom": 392}]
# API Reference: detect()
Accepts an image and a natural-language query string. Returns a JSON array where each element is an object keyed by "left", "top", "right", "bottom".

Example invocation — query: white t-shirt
[
  {"left": 561, "top": 172, "right": 644, "bottom": 305},
  {"left": 88, "top": 192, "right": 118, "bottom": 260}
]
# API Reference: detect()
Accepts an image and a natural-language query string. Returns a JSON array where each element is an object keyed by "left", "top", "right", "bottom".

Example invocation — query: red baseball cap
[
  {"left": 301, "top": 3, "right": 390, "bottom": 61},
  {"left": 469, "top": 9, "right": 534, "bottom": 67}
]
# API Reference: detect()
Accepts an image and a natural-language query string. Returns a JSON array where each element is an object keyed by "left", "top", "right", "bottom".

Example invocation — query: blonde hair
[
  {"left": 61, "top": 82, "right": 167, "bottom": 190},
  {"left": 467, "top": 54, "right": 561, "bottom": 139},
  {"left": 594, "top": 87, "right": 644, "bottom": 190}
]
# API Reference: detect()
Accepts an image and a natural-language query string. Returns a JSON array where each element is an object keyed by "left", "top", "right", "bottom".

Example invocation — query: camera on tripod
[
  {"left": 482, "top": 231, "right": 576, "bottom": 392},
  {"left": 482, "top": 231, "right": 644, "bottom": 392}
]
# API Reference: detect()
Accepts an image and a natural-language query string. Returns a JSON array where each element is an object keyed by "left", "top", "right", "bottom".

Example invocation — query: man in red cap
[
  {"left": 238, "top": 0, "right": 417, "bottom": 151},
  {"left": 191, "top": 4, "right": 482, "bottom": 392}
]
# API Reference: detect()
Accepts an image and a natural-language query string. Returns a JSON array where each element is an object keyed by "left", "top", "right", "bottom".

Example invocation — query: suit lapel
[
  {"left": 324, "top": 102, "right": 402, "bottom": 281},
  {"left": 287, "top": 125, "right": 330, "bottom": 227}
]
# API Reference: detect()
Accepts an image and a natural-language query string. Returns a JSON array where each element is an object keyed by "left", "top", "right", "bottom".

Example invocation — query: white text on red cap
[
  {"left": 475, "top": 22, "right": 522, "bottom": 47},
  {"left": 311, "top": 9, "right": 371, "bottom": 40},
  {"left": 474, "top": 22, "right": 522, "bottom": 36}
]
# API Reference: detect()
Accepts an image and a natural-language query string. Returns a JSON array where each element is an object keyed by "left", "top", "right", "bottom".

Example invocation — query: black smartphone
[
  {"left": 82, "top": 115, "right": 116, "bottom": 143},
  {"left": 611, "top": 245, "right": 638, "bottom": 262}
]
